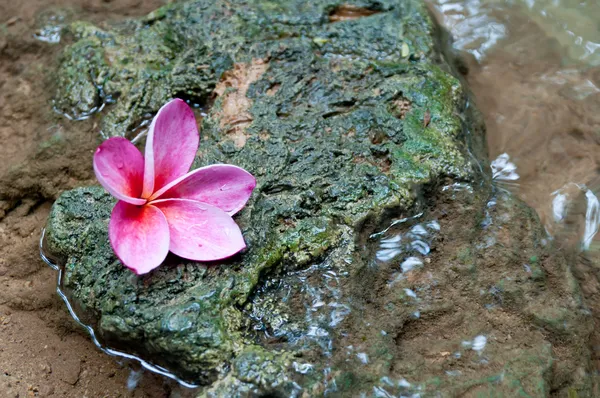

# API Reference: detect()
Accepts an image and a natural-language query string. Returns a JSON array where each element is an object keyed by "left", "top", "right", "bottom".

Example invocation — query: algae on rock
[{"left": 46, "top": 0, "right": 594, "bottom": 396}]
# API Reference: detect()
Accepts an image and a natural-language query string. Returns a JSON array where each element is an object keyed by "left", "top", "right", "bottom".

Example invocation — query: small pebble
[{"left": 6, "top": 17, "right": 20, "bottom": 26}]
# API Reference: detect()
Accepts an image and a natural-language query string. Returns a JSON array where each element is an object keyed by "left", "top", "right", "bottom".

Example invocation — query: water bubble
[
  {"left": 307, "top": 326, "right": 329, "bottom": 337},
  {"left": 427, "top": 220, "right": 441, "bottom": 231},
  {"left": 376, "top": 248, "right": 402, "bottom": 262},
  {"left": 380, "top": 235, "right": 402, "bottom": 247},
  {"left": 329, "top": 303, "right": 351, "bottom": 327},
  {"left": 34, "top": 25, "right": 62, "bottom": 44},
  {"left": 380, "top": 377, "right": 395, "bottom": 387},
  {"left": 552, "top": 192, "right": 568, "bottom": 222},
  {"left": 373, "top": 386, "right": 395, "bottom": 398},
  {"left": 312, "top": 300, "right": 325, "bottom": 308},
  {"left": 550, "top": 183, "right": 600, "bottom": 250}
]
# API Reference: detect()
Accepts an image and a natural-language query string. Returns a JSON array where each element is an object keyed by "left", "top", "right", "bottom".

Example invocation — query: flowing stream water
[
  {"left": 428, "top": 0, "right": 600, "bottom": 384},
  {"left": 428, "top": 0, "right": 600, "bottom": 246}
]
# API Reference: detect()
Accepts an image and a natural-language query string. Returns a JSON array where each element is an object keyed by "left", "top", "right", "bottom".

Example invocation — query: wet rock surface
[{"left": 44, "top": 0, "right": 594, "bottom": 396}]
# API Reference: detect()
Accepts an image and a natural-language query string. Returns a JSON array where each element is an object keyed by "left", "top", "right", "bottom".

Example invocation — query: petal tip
[{"left": 108, "top": 202, "right": 170, "bottom": 274}]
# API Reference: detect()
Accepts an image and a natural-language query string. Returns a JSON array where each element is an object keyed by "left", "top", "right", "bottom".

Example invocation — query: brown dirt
[{"left": 0, "top": 0, "right": 196, "bottom": 396}]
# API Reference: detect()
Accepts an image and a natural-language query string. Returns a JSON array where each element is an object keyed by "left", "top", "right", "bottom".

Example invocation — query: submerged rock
[{"left": 45, "top": 0, "right": 594, "bottom": 396}]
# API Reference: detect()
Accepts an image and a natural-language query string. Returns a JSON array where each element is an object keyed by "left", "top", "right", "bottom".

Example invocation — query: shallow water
[
  {"left": 428, "top": 0, "right": 600, "bottom": 380},
  {"left": 428, "top": 0, "right": 600, "bottom": 241},
  {"left": 430, "top": 0, "right": 600, "bottom": 65}
]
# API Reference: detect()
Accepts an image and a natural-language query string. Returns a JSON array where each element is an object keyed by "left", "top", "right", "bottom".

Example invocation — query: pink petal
[
  {"left": 141, "top": 99, "right": 200, "bottom": 198},
  {"left": 93, "top": 137, "right": 146, "bottom": 206},
  {"left": 152, "top": 198, "right": 246, "bottom": 262},
  {"left": 109, "top": 201, "right": 170, "bottom": 274},
  {"left": 149, "top": 164, "right": 256, "bottom": 215}
]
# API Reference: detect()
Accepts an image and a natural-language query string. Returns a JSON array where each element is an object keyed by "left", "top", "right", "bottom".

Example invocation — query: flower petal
[
  {"left": 93, "top": 137, "right": 146, "bottom": 205},
  {"left": 149, "top": 164, "right": 256, "bottom": 215},
  {"left": 141, "top": 99, "right": 200, "bottom": 198},
  {"left": 152, "top": 198, "right": 246, "bottom": 262},
  {"left": 109, "top": 201, "right": 170, "bottom": 274}
]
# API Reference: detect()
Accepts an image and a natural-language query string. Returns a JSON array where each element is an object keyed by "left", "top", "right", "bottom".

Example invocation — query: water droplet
[
  {"left": 220, "top": 184, "right": 229, "bottom": 191},
  {"left": 116, "top": 161, "right": 124, "bottom": 169}
]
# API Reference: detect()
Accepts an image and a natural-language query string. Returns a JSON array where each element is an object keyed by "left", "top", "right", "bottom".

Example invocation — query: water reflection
[
  {"left": 429, "top": 0, "right": 600, "bottom": 66},
  {"left": 429, "top": 0, "right": 600, "bottom": 249},
  {"left": 550, "top": 183, "right": 600, "bottom": 251},
  {"left": 431, "top": 0, "right": 508, "bottom": 61}
]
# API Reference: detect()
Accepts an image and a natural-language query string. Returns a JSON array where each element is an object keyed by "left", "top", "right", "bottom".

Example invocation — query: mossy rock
[{"left": 45, "top": 0, "right": 594, "bottom": 396}]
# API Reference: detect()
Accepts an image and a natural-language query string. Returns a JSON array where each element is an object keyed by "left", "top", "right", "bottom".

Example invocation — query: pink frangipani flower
[{"left": 93, "top": 99, "right": 256, "bottom": 274}]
